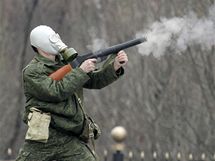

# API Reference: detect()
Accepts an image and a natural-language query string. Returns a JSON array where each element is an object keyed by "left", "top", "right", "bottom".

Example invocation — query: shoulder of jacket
[{"left": 22, "top": 58, "right": 45, "bottom": 75}]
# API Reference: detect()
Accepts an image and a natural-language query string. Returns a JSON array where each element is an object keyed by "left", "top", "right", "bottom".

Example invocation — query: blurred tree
[{"left": 0, "top": 0, "right": 214, "bottom": 160}]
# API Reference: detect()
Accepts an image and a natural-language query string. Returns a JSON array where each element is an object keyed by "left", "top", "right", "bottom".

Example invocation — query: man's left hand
[{"left": 114, "top": 50, "right": 128, "bottom": 71}]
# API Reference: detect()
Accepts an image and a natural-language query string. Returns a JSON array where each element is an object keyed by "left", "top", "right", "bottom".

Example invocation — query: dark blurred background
[{"left": 0, "top": 0, "right": 215, "bottom": 160}]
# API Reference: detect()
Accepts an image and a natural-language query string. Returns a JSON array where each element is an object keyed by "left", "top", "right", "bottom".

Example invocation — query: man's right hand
[{"left": 80, "top": 59, "right": 97, "bottom": 73}]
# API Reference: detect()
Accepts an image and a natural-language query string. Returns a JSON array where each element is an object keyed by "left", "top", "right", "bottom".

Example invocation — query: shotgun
[{"left": 49, "top": 37, "right": 147, "bottom": 80}]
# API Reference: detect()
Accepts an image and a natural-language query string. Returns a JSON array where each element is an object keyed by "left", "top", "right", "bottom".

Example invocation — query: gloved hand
[{"left": 49, "top": 33, "right": 68, "bottom": 52}]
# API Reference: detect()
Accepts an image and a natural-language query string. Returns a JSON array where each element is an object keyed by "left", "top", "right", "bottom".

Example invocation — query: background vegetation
[{"left": 0, "top": 0, "right": 214, "bottom": 160}]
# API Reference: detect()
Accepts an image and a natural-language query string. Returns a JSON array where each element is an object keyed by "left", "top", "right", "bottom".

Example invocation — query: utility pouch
[
  {"left": 79, "top": 116, "right": 101, "bottom": 143},
  {"left": 25, "top": 107, "right": 51, "bottom": 143},
  {"left": 74, "top": 93, "right": 101, "bottom": 143}
]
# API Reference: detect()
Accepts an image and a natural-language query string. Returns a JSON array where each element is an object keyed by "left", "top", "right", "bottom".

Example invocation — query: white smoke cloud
[
  {"left": 87, "top": 26, "right": 108, "bottom": 52},
  {"left": 87, "top": 38, "right": 108, "bottom": 51},
  {"left": 136, "top": 4, "right": 215, "bottom": 58}
]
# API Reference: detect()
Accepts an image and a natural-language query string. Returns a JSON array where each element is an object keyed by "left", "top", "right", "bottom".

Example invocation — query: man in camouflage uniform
[{"left": 16, "top": 25, "right": 128, "bottom": 161}]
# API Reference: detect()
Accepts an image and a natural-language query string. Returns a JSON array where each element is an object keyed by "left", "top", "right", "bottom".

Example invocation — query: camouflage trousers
[{"left": 15, "top": 127, "right": 97, "bottom": 161}]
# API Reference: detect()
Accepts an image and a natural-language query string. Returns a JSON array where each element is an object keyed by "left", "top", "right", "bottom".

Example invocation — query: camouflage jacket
[{"left": 22, "top": 53, "right": 124, "bottom": 135}]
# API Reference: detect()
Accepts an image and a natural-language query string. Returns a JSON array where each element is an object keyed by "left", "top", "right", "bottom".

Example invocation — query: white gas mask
[{"left": 30, "top": 25, "right": 67, "bottom": 55}]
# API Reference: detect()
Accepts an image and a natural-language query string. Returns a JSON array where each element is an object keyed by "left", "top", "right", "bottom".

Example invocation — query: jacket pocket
[{"left": 25, "top": 107, "right": 51, "bottom": 143}]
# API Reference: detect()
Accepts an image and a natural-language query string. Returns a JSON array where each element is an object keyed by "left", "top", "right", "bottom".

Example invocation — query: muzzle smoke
[
  {"left": 136, "top": 3, "right": 215, "bottom": 58},
  {"left": 87, "top": 38, "right": 108, "bottom": 51}
]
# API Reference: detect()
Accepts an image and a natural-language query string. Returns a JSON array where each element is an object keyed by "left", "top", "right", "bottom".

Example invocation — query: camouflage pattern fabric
[
  {"left": 16, "top": 127, "right": 97, "bottom": 161},
  {"left": 16, "top": 53, "right": 124, "bottom": 160},
  {"left": 22, "top": 54, "right": 123, "bottom": 134}
]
